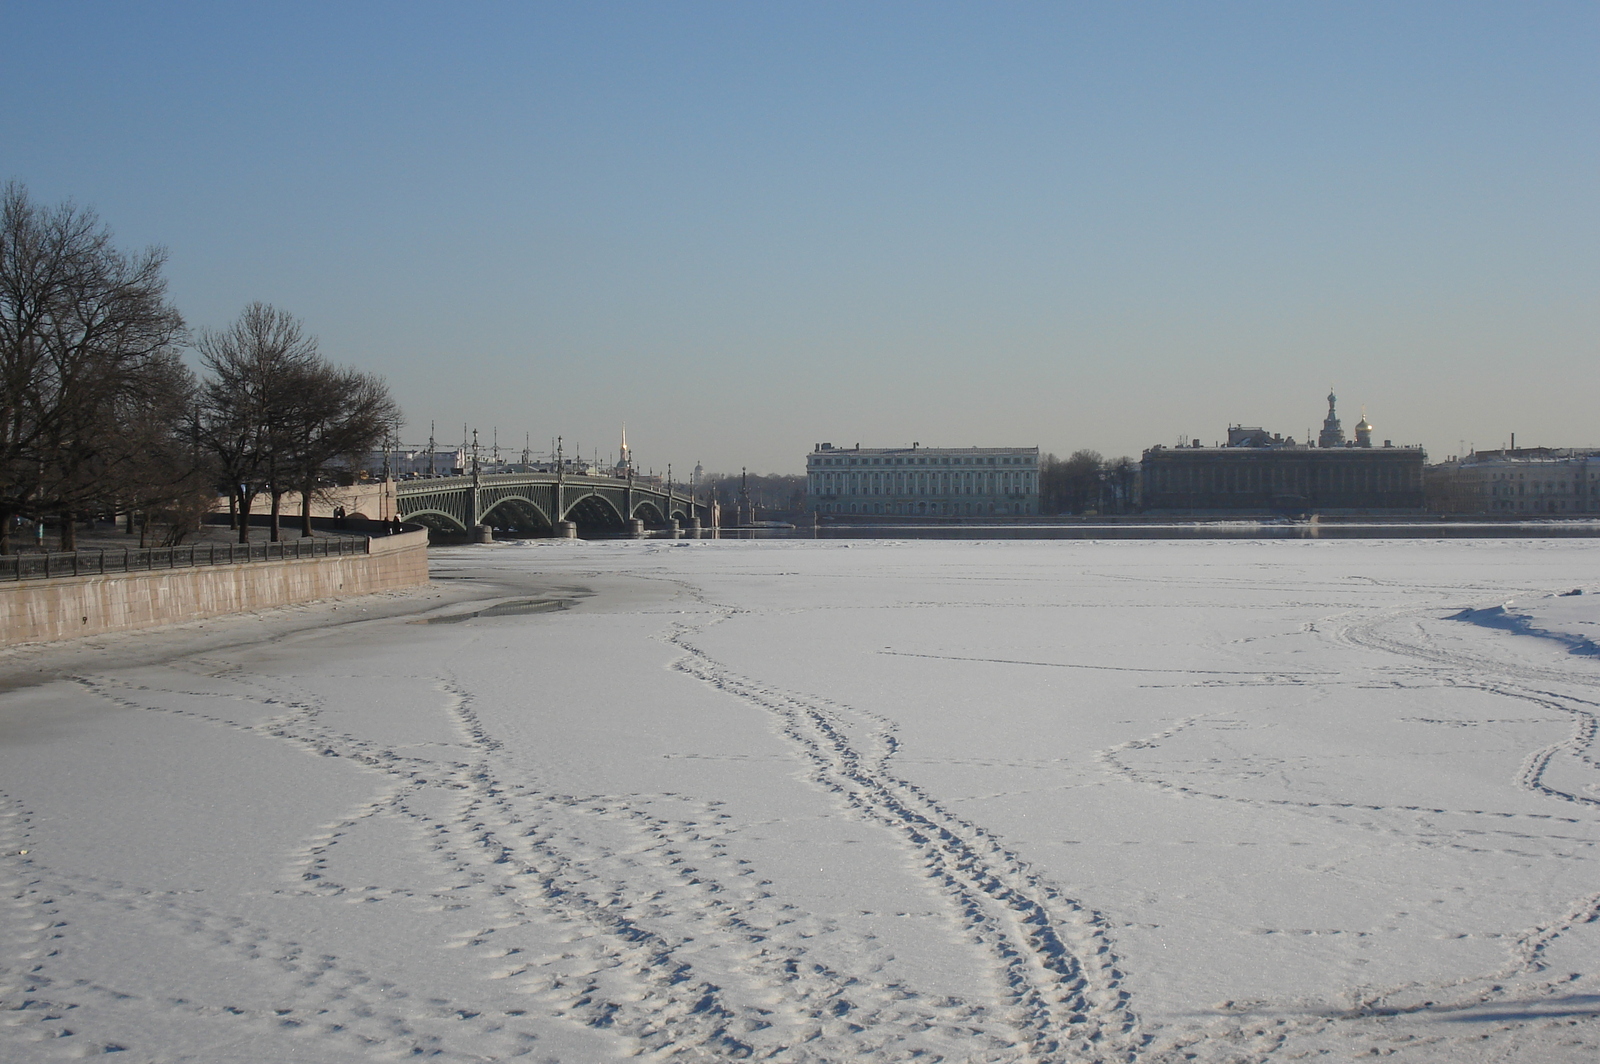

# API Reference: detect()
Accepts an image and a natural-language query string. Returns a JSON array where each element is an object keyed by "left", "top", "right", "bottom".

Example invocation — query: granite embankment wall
[{"left": 0, "top": 530, "right": 428, "bottom": 646}]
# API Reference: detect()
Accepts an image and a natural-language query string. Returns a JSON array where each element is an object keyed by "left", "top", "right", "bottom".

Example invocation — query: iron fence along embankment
[{"left": 0, "top": 536, "right": 369, "bottom": 582}]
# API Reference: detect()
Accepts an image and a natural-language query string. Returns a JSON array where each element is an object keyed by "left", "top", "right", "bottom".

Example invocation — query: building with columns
[
  {"left": 807, "top": 443, "right": 1040, "bottom": 517},
  {"left": 1140, "top": 393, "right": 1426, "bottom": 514}
]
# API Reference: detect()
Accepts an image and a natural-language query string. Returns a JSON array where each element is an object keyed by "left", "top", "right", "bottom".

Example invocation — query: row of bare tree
[
  {"left": 1039, "top": 450, "right": 1138, "bottom": 514},
  {"left": 0, "top": 183, "right": 398, "bottom": 553},
  {"left": 197, "top": 303, "right": 397, "bottom": 542}
]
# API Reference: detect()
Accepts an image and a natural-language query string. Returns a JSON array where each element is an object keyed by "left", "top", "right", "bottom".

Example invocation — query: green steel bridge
[{"left": 394, "top": 470, "right": 704, "bottom": 536}]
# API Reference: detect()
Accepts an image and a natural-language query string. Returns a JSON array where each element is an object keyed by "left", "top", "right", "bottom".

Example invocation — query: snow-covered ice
[{"left": 2, "top": 537, "right": 1598, "bottom": 1063}]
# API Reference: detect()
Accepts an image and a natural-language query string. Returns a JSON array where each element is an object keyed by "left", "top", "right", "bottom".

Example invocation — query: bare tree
[
  {"left": 0, "top": 182, "right": 188, "bottom": 552},
  {"left": 59, "top": 350, "right": 201, "bottom": 544},
  {"left": 196, "top": 304, "right": 400, "bottom": 542},
  {"left": 1039, "top": 449, "right": 1107, "bottom": 514},
  {"left": 196, "top": 304, "right": 319, "bottom": 543},
  {"left": 102, "top": 363, "right": 213, "bottom": 544},
  {"left": 1102, "top": 456, "right": 1137, "bottom": 515},
  {"left": 282, "top": 366, "right": 399, "bottom": 537}
]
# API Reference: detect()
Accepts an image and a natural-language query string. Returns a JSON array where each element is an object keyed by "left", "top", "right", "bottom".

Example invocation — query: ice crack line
[
  {"left": 667, "top": 619, "right": 1141, "bottom": 1063},
  {"left": 881, "top": 649, "right": 1327, "bottom": 679}
]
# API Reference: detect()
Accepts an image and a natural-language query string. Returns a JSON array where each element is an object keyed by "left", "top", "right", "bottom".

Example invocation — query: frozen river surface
[{"left": 3, "top": 538, "right": 1599, "bottom": 1063}]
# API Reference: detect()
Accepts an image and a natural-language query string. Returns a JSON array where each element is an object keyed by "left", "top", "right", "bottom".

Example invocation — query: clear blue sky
[{"left": 5, "top": 2, "right": 1595, "bottom": 473}]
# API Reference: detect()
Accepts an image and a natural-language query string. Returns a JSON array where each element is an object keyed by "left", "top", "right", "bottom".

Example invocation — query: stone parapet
[{"left": 0, "top": 529, "right": 428, "bottom": 646}]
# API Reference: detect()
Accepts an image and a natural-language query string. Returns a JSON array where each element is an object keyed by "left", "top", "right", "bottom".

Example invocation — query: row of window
[
  {"left": 1485, "top": 482, "right": 1598, "bottom": 497},
  {"left": 1151, "top": 464, "right": 1416, "bottom": 494},
  {"left": 816, "top": 501, "right": 1035, "bottom": 516},
  {"left": 812, "top": 454, "right": 1035, "bottom": 469},
  {"left": 1491, "top": 498, "right": 1600, "bottom": 512},
  {"left": 811, "top": 470, "right": 1037, "bottom": 497}
]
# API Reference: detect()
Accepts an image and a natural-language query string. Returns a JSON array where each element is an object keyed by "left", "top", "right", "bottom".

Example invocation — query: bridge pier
[
  {"left": 666, "top": 519, "right": 680, "bottom": 538},
  {"left": 628, "top": 518, "right": 646, "bottom": 538},
  {"left": 474, "top": 524, "right": 494, "bottom": 543},
  {"left": 556, "top": 520, "right": 577, "bottom": 539}
]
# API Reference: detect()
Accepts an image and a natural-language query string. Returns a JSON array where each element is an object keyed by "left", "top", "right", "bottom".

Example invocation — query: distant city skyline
[{"left": 5, "top": 2, "right": 1595, "bottom": 473}]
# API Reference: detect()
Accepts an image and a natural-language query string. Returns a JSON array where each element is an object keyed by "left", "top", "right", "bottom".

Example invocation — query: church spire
[{"left": 1318, "top": 388, "right": 1345, "bottom": 448}]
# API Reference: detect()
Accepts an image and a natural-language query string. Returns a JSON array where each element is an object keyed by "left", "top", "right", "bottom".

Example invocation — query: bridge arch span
[
  {"left": 403, "top": 508, "right": 471, "bottom": 535},
  {"left": 631, "top": 500, "right": 668, "bottom": 528},
  {"left": 565, "top": 492, "right": 627, "bottom": 533},
  {"left": 480, "top": 495, "right": 553, "bottom": 535}
]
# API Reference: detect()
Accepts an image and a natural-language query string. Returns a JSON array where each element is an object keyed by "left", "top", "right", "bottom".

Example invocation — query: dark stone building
[{"left": 1140, "top": 393, "right": 1426, "bottom": 514}]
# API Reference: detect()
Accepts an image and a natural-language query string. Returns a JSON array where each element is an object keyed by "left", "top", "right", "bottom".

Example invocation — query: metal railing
[{"left": 0, "top": 535, "right": 369, "bottom": 582}]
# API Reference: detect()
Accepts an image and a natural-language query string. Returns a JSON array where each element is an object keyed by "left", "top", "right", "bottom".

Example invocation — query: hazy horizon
[{"left": 5, "top": 2, "right": 1595, "bottom": 474}]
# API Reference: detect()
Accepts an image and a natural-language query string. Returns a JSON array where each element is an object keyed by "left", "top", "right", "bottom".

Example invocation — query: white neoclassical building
[
  {"left": 806, "top": 443, "right": 1040, "bottom": 517},
  {"left": 1428, "top": 448, "right": 1600, "bottom": 514}
]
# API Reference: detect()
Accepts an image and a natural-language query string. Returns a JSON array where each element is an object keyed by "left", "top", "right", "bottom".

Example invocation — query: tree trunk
[
  {"left": 140, "top": 511, "right": 149, "bottom": 548},
  {"left": 0, "top": 508, "right": 11, "bottom": 555},
  {"left": 270, "top": 491, "right": 282, "bottom": 542},
  {"left": 300, "top": 479, "right": 315, "bottom": 537},
  {"left": 59, "top": 511, "right": 76, "bottom": 551},
  {"left": 126, "top": 509, "right": 136, "bottom": 534},
  {"left": 236, "top": 490, "right": 256, "bottom": 543}
]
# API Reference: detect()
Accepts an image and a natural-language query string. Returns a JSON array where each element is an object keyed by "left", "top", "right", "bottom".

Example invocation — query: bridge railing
[
  {"left": 395, "top": 473, "right": 700, "bottom": 506},
  {"left": 395, "top": 471, "right": 694, "bottom": 492},
  {"left": 0, "top": 535, "right": 368, "bottom": 582}
]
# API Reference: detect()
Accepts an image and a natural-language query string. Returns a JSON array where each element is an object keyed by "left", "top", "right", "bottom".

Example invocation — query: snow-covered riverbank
[{"left": 3, "top": 539, "right": 1598, "bottom": 1062}]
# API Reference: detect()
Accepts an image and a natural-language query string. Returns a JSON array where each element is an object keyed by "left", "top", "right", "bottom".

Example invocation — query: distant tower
[
  {"left": 692, "top": 460, "right": 703, "bottom": 489},
  {"left": 1354, "top": 409, "right": 1373, "bottom": 448},
  {"left": 615, "top": 424, "right": 632, "bottom": 476},
  {"left": 1318, "top": 389, "right": 1345, "bottom": 448}
]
